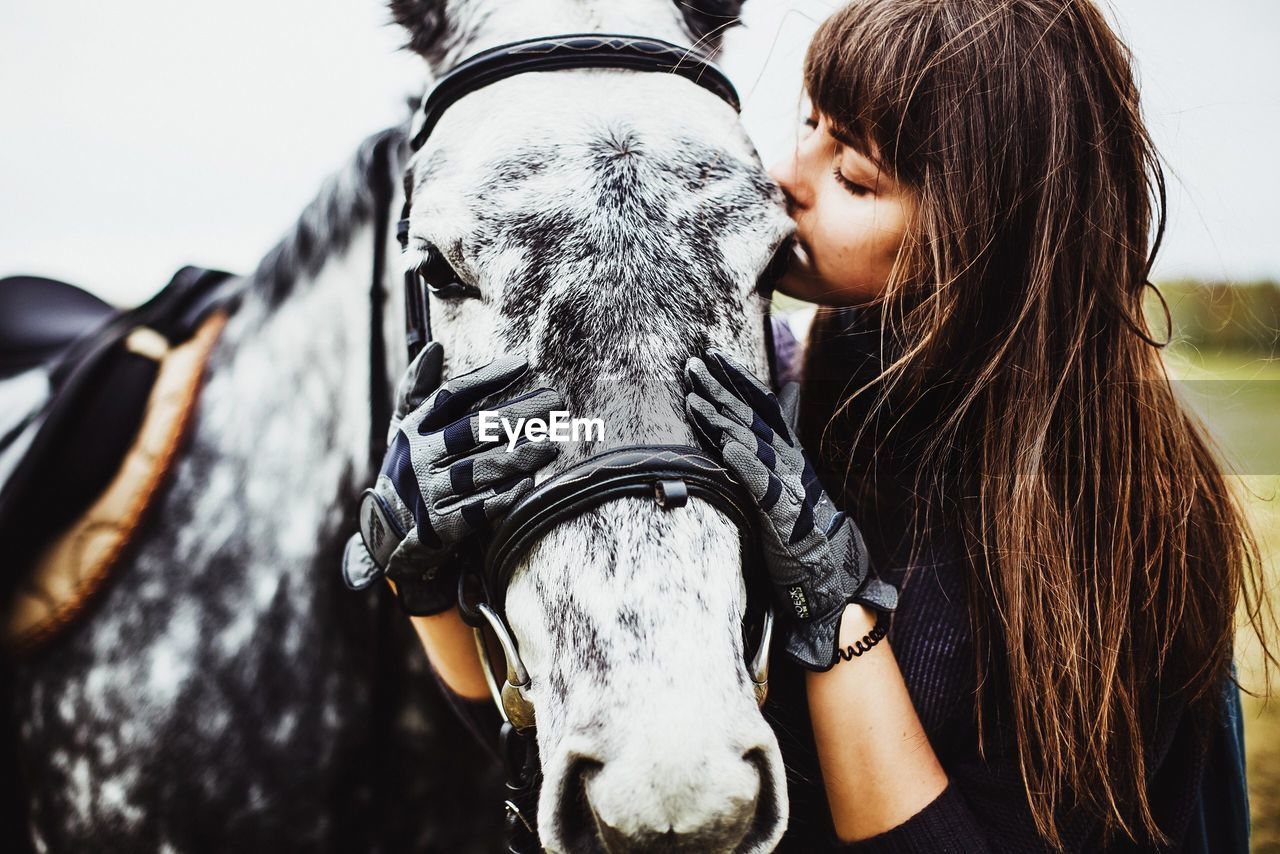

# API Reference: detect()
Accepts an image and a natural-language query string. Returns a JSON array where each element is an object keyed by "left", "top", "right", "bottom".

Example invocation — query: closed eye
[{"left": 831, "top": 164, "right": 872, "bottom": 197}]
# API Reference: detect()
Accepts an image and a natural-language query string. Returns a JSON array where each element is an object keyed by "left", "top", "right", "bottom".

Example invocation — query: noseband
[
  {"left": 463, "top": 446, "right": 775, "bottom": 732},
  {"left": 393, "top": 34, "right": 774, "bottom": 849}
]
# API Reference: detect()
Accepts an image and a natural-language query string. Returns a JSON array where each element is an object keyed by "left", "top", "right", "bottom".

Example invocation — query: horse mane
[{"left": 250, "top": 125, "right": 407, "bottom": 308}]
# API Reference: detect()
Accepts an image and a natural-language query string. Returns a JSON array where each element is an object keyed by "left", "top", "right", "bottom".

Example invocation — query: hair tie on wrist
[{"left": 835, "top": 611, "right": 890, "bottom": 663}]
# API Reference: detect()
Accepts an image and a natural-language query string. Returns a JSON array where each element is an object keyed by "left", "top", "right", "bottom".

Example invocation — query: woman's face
[{"left": 768, "top": 109, "right": 913, "bottom": 305}]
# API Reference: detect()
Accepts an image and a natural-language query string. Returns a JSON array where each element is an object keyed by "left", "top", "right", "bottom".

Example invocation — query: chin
[
  {"left": 777, "top": 261, "right": 840, "bottom": 304},
  {"left": 779, "top": 272, "right": 879, "bottom": 307}
]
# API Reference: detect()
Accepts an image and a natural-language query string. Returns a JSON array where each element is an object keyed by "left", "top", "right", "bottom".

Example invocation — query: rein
[{"left": 373, "top": 34, "right": 774, "bottom": 852}]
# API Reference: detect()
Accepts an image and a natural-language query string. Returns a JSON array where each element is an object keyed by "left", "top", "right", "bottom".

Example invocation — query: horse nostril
[
  {"left": 555, "top": 754, "right": 605, "bottom": 853},
  {"left": 738, "top": 747, "right": 782, "bottom": 852}
]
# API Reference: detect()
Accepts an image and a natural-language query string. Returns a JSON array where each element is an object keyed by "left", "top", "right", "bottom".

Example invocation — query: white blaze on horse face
[
  {"left": 404, "top": 61, "right": 793, "bottom": 852},
  {"left": 506, "top": 500, "right": 787, "bottom": 851}
]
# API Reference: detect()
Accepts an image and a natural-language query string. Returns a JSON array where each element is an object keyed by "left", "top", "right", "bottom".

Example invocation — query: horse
[{"left": 3, "top": 1, "right": 801, "bottom": 850}]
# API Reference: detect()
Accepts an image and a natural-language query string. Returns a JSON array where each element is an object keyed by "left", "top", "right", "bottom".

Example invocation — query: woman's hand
[
  {"left": 683, "top": 348, "right": 897, "bottom": 670},
  {"left": 342, "top": 342, "right": 562, "bottom": 615}
]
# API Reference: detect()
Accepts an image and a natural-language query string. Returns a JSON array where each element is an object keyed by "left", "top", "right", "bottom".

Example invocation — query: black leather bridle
[{"left": 390, "top": 33, "right": 775, "bottom": 851}]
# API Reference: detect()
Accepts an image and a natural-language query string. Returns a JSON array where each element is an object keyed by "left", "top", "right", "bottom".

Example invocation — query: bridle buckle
[{"left": 654, "top": 477, "right": 689, "bottom": 508}]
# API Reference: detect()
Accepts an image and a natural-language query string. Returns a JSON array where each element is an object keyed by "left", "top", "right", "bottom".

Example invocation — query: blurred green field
[
  {"left": 1163, "top": 348, "right": 1280, "bottom": 852},
  {"left": 1240, "top": 470, "right": 1280, "bottom": 854}
]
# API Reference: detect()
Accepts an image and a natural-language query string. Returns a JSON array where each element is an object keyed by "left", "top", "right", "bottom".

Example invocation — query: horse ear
[
  {"left": 388, "top": 0, "right": 449, "bottom": 60},
  {"left": 675, "top": 0, "right": 746, "bottom": 51}
]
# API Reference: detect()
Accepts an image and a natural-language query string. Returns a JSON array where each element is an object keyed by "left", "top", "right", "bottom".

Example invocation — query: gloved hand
[
  {"left": 683, "top": 348, "right": 897, "bottom": 671},
  {"left": 343, "top": 342, "right": 563, "bottom": 615}
]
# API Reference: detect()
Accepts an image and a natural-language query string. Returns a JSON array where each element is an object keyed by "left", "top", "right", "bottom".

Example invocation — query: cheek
[{"left": 811, "top": 200, "right": 907, "bottom": 299}]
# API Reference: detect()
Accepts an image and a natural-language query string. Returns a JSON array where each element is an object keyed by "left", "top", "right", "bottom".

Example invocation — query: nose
[
  {"left": 768, "top": 150, "right": 803, "bottom": 215},
  {"left": 768, "top": 133, "right": 818, "bottom": 216},
  {"left": 555, "top": 747, "right": 781, "bottom": 853}
]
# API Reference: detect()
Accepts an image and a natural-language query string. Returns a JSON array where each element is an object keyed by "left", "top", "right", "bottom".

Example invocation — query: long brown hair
[{"left": 798, "top": 0, "right": 1275, "bottom": 847}]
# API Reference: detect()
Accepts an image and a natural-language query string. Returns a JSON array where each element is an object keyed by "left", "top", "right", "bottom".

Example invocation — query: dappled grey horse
[{"left": 2, "top": 1, "right": 799, "bottom": 850}]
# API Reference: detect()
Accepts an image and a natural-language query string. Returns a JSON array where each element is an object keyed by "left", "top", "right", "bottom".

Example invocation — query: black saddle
[
  {"left": 0, "top": 267, "right": 237, "bottom": 601},
  {"left": 0, "top": 276, "right": 118, "bottom": 378}
]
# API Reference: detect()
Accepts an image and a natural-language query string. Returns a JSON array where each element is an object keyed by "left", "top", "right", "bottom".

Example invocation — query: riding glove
[
  {"left": 342, "top": 342, "right": 563, "bottom": 615},
  {"left": 684, "top": 348, "right": 898, "bottom": 671}
]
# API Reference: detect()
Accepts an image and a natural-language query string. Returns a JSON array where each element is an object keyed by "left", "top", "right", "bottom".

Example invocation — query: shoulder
[{"left": 775, "top": 305, "right": 887, "bottom": 400}]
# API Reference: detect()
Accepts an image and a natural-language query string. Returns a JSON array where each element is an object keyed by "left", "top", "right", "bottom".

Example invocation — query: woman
[
  {"left": 344, "top": 0, "right": 1274, "bottom": 849},
  {"left": 716, "top": 1, "right": 1270, "bottom": 848}
]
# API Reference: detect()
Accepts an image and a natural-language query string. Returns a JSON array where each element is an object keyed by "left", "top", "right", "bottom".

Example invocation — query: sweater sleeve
[
  {"left": 820, "top": 548, "right": 1102, "bottom": 853},
  {"left": 771, "top": 309, "right": 815, "bottom": 387},
  {"left": 826, "top": 736, "right": 1105, "bottom": 853},
  {"left": 834, "top": 783, "right": 992, "bottom": 853},
  {"left": 423, "top": 653, "right": 505, "bottom": 763}
]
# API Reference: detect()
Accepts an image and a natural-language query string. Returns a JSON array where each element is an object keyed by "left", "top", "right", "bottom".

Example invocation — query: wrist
[
  {"left": 406, "top": 605, "right": 491, "bottom": 700},
  {"left": 801, "top": 602, "right": 889, "bottom": 673},
  {"left": 838, "top": 602, "right": 879, "bottom": 642}
]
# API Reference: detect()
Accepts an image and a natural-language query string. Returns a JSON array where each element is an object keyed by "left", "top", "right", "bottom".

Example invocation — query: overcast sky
[{"left": 2, "top": 1, "right": 1277, "bottom": 305}]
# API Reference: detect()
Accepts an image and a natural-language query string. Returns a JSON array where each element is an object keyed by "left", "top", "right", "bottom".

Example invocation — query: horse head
[{"left": 392, "top": 2, "right": 794, "bottom": 850}]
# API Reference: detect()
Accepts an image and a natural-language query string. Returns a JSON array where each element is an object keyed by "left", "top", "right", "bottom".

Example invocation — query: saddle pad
[{"left": 3, "top": 311, "right": 227, "bottom": 655}]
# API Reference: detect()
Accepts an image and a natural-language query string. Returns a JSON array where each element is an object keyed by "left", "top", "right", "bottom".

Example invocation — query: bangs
[{"left": 802, "top": 0, "right": 939, "bottom": 182}]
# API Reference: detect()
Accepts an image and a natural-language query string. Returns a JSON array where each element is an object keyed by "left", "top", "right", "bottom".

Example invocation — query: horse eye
[{"left": 417, "top": 245, "right": 480, "bottom": 300}]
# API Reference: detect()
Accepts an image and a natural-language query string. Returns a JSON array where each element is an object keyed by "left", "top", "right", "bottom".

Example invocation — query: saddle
[{"left": 0, "top": 267, "right": 236, "bottom": 654}]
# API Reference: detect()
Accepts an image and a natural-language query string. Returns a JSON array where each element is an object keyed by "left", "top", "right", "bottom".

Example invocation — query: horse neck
[{"left": 202, "top": 130, "right": 406, "bottom": 504}]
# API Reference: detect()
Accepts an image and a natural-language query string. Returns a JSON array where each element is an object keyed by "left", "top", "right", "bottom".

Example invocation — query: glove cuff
[
  {"left": 776, "top": 565, "right": 899, "bottom": 671},
  {"left": 778, "top": 605, "right": 847, "bottom": 671},
  {"left": 780, "top": 600, "right": 894, "bottom": 672},
  {"left": 387, "top": 557, "right": 463, "bottom": 617},
  {"left": 853, "top": 573, "right": 899, "bottom": 613}
]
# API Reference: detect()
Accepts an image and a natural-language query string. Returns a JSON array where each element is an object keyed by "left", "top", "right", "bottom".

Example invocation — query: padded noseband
[{"left": 483, "top": 445, "right": 761, "bottom": 608}]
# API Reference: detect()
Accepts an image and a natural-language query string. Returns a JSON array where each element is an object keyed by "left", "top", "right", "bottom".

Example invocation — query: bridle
[
  {"left": 390, "top": 33, "right": 776, "bottom": 851},
  {"left": 468, "top": 445, "right": 774, "bottom": 725}
]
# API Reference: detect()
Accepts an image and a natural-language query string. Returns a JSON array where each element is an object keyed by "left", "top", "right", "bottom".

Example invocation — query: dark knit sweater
[{"left": 426, "top": 312, "right": 1251, "bottom": 852}]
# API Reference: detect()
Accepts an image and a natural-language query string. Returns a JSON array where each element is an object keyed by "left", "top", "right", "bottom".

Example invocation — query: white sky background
[{"left": 1, "top": 1, "right": 1277, "bottom": 306}]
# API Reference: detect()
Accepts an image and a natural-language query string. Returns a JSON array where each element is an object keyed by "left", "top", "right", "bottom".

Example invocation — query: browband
[{"left": 409, "top": 34, "right": 742, "bottom": 151}]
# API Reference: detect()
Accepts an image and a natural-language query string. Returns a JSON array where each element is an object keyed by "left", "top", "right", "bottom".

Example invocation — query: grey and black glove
[
  {"left": 342, "top": 342, "right": 563, "bottom": 615},
  {"left": 683, "top": 348, "right": 897, "bottom": 671}
]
